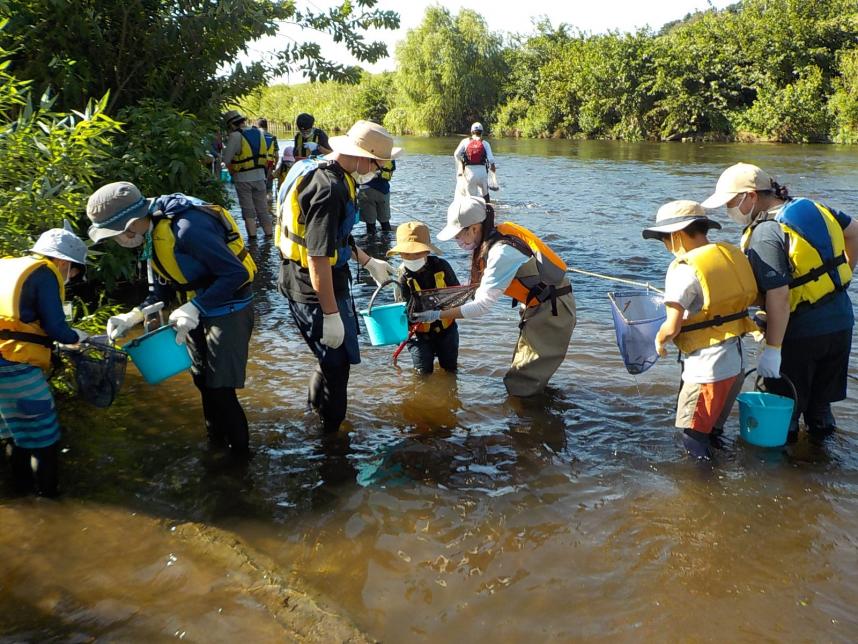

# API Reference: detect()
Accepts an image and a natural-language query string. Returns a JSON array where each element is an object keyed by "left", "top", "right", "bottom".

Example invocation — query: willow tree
[{"left": 389, "top": 7, "right": 507, "bottom": 135}]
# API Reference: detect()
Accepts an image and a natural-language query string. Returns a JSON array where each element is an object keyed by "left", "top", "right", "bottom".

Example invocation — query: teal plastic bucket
[
  {"left": 737, "top": 391, "right": 794, "bottom": 447},
  {"left": 220, "top": 167, "right": 231, "bottom": 183},
  {"left": 123, "top": 325, "right": 192, "bottom": 384},
  {"left": 360, "top": 302, "right": 409, "bottom": 346}
]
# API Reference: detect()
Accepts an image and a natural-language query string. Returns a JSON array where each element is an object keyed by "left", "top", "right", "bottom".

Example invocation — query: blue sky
[{"left": 248, "top": 0, "right": 736, "bottom": 83}]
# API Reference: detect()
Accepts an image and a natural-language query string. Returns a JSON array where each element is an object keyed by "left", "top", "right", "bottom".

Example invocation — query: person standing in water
[{"left": 453, "top": 123, "right": 496, "bottom": 202}]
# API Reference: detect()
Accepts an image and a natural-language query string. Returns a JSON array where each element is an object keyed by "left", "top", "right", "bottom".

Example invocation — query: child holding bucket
[
  {"left": 388, "top": 222, "right": 461, "bottom": 374},
  {"left": 643, "top": 201, "right": 759, "bottom": 458}
]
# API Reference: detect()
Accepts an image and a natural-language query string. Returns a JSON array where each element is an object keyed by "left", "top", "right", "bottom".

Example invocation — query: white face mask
[
  {"left": 61, "top": 263, "right": 72, "bottom": 285},
  {"left": 726, "top": 193, "right": 753, "bottom": 227},
  {"left": 115, "top": 232, "right": 145, "bottom": 248},
  {"left": 401, "top": 257, "right": 427, "bottom": 272},
  {"left": 351, "top": 158, "right": 378, "bottom": 185}
]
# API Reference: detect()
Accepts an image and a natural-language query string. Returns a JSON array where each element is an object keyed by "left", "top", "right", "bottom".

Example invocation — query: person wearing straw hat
[
  {"left": 0, "top": 224, "right": 89, "bottom": 496},
  {"left": 453, "top": 122, "right": 496, "bottom": 202},
  {"left": 388, "top": 221, "right": 461, "bottom": 374},
  {"left": 643, "top": 200, "right": 759, "bottom": 458},
  {"left": 277, "top": 119, "right": 401, "bottom": 432},
  {"left": 86, "top": 181, "right": 256, "bottom": 457},
  {"left": 413, "top": 196, "right": 575, "bottom": 397},
  {"left": 702, "top": 163, "right": 858, "bottom": 443}
]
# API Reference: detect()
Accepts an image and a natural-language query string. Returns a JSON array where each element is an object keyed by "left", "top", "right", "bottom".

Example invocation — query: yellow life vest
[
  {"left": 150, "top": 205, "right": 256, "bottom": 302},
  {"left": 486, "top": 222, "right": 569, "bottom": 308},
  {"left": 741, "top": 199, "right": 852, "bottom": 313},
  {"left": 294, "top": 129, "right": 322, "bottom": 158},
  {"left": 0, "top": 256, "right": 65, "bottom": 370},
  {"left": 276, "top": 161, "right": 358, "bottom": 268},
  {"left": 379, "top": 161, "right": 395, "bottom": 182},
  {"left": 673, "top": 242, "right": 758, "bottom": 354},
  {"left": 228, "top": 127, "right": 268, "bottom": 173},
  {"left": 404, "top": 257, "right": 454, "bottom": 333}
]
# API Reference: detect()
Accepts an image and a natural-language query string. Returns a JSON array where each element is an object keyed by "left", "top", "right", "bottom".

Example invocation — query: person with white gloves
[
  {"left": 0, "top": 225, "right": 89, "bottom": 496},
  {"left": 702, "top": 163, "right": 858, "bottom": 443},
  {"left": 277, "top": 119, "right": 402, "bottom": 432},
  {"left": 86, "top": 182, "right": 256, "bottom": 456}
]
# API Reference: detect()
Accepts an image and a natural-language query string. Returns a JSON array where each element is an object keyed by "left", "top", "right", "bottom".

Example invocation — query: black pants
[
  {"left": 193, "top": 374, "right": 249, "bottom": 454},
  {"left": 6, "top": 441, "right": 59, "bottom": 497},
  {"left": 764, "top": 327, "right": 851, "bottom": 431},
  {"left": 407, "top": 325, "right": 459, "bottom": 375}
]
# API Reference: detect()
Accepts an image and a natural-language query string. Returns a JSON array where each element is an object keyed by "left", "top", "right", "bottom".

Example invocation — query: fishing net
[
  {"left": 61, "top": 337, "right": 128, "bottom": 408},
  {"left": 608, "top": 289, "right": 666, "bottom": 375},
  {"left": 406, "top": 285, "right": 479, "bottom": 321}
]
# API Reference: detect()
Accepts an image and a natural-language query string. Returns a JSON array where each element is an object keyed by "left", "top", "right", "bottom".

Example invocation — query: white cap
[
  {"left": 438, "top": 196, "right": 487, "bottom": 241},
  {"left": 701, "top": 163, "right": 774, "bottom": 208},
  {"left": 470, "top": 122, "right": 483, "bottom": 133}
]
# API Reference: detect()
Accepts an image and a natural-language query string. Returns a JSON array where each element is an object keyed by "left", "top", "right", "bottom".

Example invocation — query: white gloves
[
  {"left": 57, "top": 328, "right": 89, "bottom": 350},
  {"left": 106, "top": 308, "right": 144, "bottom": 341},
  {"left": 757, "top": 345, "right": 782, "bottom": 378},
  {"left": 169, "top": 302, "right": 200, "bottom": 345},
  {"left": 413, "top": 310, "right": 441, "bottom": 324},
  {"left": 321, "top": 312, "right": 345, "bottom": 349},
  {"left": 363, "top": 257, "right": 395, "bottom": 286}
]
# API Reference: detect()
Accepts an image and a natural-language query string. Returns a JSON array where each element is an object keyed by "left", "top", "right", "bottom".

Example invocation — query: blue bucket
[
  {"left": 220, "top": 167, "right": 231, "bottom": 183},
  {"left": 360, "top": 280, "right": 409, "bottom": 346},
  {"left": 123, "top": 325, "right": 192, "bottom": 384},
  {"left": 737, "top": 371, "right": 796, "bottom": 447}
]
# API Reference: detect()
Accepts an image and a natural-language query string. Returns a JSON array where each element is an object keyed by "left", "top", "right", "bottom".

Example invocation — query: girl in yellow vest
[
  {"left": 413, "top": 196, "right": 576, "bottom": 396},
  {"left": 644, "top": 201, "right": 758, "bottom": 459},
  {"left": 0, "top": 226, "right": 88, "bottom": 495}
]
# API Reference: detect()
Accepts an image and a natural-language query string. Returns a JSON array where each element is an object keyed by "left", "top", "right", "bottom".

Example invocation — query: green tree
[
  {"left": 390, "top": 7, "right": 507, "bottom": 135},
  {"left": 829, "top": 49, "right": 858, "bottom": 143}
]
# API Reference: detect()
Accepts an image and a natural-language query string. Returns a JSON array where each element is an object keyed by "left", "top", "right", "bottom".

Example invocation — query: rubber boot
[
  {"left": 380, "top": 221, "right": 392, "bottom": 233},
  {"left": 805, "top": 404, "right": 836, "bottom": 444},
  {"left": 364, "top": 222, "right": 377, "bottom": 235},
  {"left": 682, "top": 429, "right": 712, "bottom": 459},
  {"left": 32, "top": 443, "right": 60, "bottom": 498},
  {"left": 9, "top": 444, "right": 34, "bottom": 494},
  {"left": 709, "top": 426, "right": 725, "bottom": 450}
]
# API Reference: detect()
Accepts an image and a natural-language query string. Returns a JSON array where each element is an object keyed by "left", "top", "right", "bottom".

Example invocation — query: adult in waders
[
  {"left": 452, "top": 122, "right": 496, "bottom": 202},
  {"left": 702, "top": 163, "right": 858, "bottom": 443},
  {"left": 276, "top": 120, "right": 400, "bottom": 432},
  {"left": 644, "top": 201, "right": 759, "bottom": 459},
  {"left": 256, "top": 117, "right": 280, "bottom": 212},
  {"left": 222, "top": 110, "right": 273, "bottom": 238},
  {"left": 293, "top": 113, "right": 331, "bottom": 161},
  {"left": 413, "top": 196, "right": 576, "bottom": 396},
  {"left": 86, "top": 182, "right": 256, "bottom": 457},
  {"left": 0, "top": 226, "right": 89, "bottom": 496}
]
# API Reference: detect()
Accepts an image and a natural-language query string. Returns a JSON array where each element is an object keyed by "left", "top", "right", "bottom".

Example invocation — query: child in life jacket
[
  {"left": 388, "top": 221, "right": 460, "bottom": 375},
  {"left": 643, "top": 200, "right": 759, "bottom": 459}
]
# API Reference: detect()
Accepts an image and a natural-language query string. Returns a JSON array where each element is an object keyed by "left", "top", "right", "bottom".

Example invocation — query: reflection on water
[{"left": 2, "top": 140, "right": 858, "bottom": 640}]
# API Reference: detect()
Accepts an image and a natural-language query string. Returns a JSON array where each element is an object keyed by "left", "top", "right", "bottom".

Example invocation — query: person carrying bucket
[
  {"left": 643, "top": 201, "right": 759, "bottom": 458},
  {"left": 702, "top": 163, "right": 858, "bottom": 443},
  {"left": 413, "top": 196, "right": 576, "bottom": 396},
  {"left": 86, "top": 182, "right": 256, "bottom": 457},
  {"left": 276, "top": 120, "right": 401, "bottom": 432},
  {"left": 0, "top": 225, "right": 89, "bottom": 496},
  {"left": 388, "top": 221, "right": 461, "bottom": 375}
]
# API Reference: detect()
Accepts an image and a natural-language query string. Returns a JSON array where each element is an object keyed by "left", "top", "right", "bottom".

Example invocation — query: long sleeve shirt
[{"left": 459, "top": 243, "right": 529, "bottom": 319}]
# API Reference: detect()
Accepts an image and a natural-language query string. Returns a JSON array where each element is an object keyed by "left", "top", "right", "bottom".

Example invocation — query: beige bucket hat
[
  {"left": 642, "top": 200, "right": 721, "bottom": 240},
  {"left": 701, "top": 163, "right": 774, "bottom": 209},
  {"left": 387, "top": 222, "right": 442, "bottom": 256},
  {"left": 328, "top": 120, "right": 402, "bottom": 160}
]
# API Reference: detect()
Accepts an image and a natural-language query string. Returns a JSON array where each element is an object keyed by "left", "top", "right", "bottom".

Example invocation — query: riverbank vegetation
[{"left": 246, "top": 0, "right": 858, "bottom": 144}]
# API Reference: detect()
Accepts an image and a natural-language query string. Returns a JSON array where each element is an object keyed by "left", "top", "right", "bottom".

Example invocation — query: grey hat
[
  {"left": 86, "top": 181, "right": 150, "bottom": 242},
  {"left": 223, "top": 109, "right": 245, "bottom": 127},
  {"left": 31, "top": 222, "right": 88, "bottom": 266},
  {"left": 438, "top": 196, "right": 487, "bottom": 241}
]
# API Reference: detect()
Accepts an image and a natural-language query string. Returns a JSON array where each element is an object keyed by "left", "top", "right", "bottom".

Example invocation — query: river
[{"left": 2, "top": 138, "right": 858, "bottom": 641}]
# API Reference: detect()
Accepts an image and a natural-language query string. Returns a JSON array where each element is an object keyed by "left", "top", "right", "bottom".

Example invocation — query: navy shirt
[
  {"left": 0, "top": 264, "right": 77, "bottom": 366},
  {"left": 745, "top": 204, "right": 854, "bottom": 340}
]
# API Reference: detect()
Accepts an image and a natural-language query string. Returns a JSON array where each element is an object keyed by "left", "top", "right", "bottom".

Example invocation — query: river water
[{"left": 2, "top": 138, "right": 858, "bottom": 641}]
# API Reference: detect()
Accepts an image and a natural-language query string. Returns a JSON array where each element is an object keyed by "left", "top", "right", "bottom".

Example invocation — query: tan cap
[
  {"left": 386, "top": 222, "right": 442, "bottom": 256},
  {"left": 328, "top": 120, "right": 402, "bottom": 160},
  {"left": 642, "top": 200, "right": 721, "bottom": 240},
  {"left": 438, "top": 196, "right": 487, "bottom": 241},
  {"left": 701, "top": 163, "right": 773, "bottom": 208}
]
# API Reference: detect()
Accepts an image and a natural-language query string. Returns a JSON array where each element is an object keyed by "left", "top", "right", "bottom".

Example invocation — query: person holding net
[
  {"left": 643, "top": 200, "right": 759, "bottom": 459},
  {"left": 413, "top": 196, "right": 575, "bottom": 396}
]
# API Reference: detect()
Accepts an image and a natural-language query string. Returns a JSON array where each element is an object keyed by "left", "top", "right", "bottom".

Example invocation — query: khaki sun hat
[
  {"left": 700, "top": 163, "right": 774, "bottom": 209},
  {"left": 328, "top": 120, "right": 403, "bottom": 161},
  {"left": 438, "top": 196, "right": 487, "bottom": 241},
  {"left": 387, "top": 222, "right": 442, "bottom": 256},
  {"left": 223, "top": 110, "right": 246, "bottom": 127},
  {"left": 642, "top": 200, "right": 721, "bottom": 240},
  {"left": 86, "top": 181, "right": 151, "bottom": 242}
]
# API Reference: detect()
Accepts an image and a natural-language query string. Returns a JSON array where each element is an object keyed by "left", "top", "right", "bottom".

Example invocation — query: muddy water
[{"left": 2, "top": 139, "right": 858, "bottom": 641}]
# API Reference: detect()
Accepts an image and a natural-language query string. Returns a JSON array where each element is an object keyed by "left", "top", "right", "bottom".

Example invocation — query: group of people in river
[{"left": 0, "top": 114, "right": 855, "bottom": 496}]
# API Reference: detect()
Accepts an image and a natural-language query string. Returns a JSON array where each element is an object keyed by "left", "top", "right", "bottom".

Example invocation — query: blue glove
[{"left": 413, "top": 309, "right": 441, "bottom": 323}]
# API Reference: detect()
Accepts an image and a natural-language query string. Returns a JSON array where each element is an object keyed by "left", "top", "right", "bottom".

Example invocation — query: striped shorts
[{"left": 0, "top": 363, "right": 61, "bottom": 449}]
